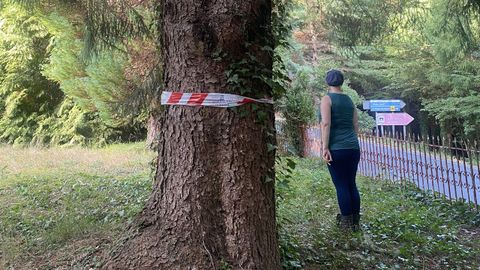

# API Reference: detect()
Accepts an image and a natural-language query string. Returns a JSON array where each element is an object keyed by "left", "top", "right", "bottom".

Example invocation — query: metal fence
[{"left": 358, "top": 133, "right": 480, "bottom": 210}]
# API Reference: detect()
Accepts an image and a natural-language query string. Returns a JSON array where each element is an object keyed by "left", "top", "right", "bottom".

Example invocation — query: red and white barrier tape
[{"left": 161, "top": 91, "right": 273, "bottom": 108}]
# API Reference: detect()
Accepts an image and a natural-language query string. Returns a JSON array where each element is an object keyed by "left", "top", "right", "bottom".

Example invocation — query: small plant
[{"left": 219, "top": 259, "right": 233, "bottom": 270}]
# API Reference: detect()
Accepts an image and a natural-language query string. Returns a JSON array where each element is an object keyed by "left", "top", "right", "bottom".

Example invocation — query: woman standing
[{"left": 320, "top": 69, "right": 361, "bottom": 231}]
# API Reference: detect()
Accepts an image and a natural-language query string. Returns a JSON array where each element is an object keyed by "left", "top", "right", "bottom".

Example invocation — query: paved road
[{"left": 359, "top": 138, "right": 480, "bottom": 205}]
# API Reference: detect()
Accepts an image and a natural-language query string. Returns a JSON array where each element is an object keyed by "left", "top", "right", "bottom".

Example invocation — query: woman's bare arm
[
  {"left": 320, "top": 96, "right": 332, "bottom": 162},
  {"left": 353, "top": 108, "right": 359, "bottom": 134}
]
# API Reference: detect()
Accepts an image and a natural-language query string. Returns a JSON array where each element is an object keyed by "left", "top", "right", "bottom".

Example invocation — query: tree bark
[
  {"left": 104, "top": 0, "right": 281, "bottom": 269},
  {"left": 146, "top": 98, "right": 162, "bottom": 149}
]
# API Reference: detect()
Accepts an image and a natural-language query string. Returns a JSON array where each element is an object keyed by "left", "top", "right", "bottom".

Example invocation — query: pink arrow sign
[{"left": 376, "top": 113, "right": 414, "bottom": 126}]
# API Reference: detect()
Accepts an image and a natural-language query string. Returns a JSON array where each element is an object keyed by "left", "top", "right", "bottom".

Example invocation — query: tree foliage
[
  {"left": 3, "top": 0, "right": 479, "bottom": 146},
  {"left": 0, "top": 4, "right": 63, "bottom": 144},
  {"left": 42, "top": 13, "right": 131, "bottom": 126},
  {"left": 278, "top": 37, "right": 376, "bottom": 154},
  {"left": 309, "top": 0, "right": 480, "bottom": 140},
  {"left": 319, "top": 0, "right": 422, "bottom": 49},
  {"left": 0, "top": 2, "right": 147, "bottom": 145}
]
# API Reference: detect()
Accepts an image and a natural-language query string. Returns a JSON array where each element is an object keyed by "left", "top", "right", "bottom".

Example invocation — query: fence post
[
  {"left": 449, "top": 137, "right": 459, "bottom": 201},
  {"left": 373, "top": 133, "right": 381, "bottom": 180},
  {"left": 399, "top": 132, "right": 407, "bottom": 183},
  {"left": 427, "top": 135, "right": 436, "bottom": 197},
  {"left": 407, "top": 133, "right": 415, "bottom": 185},
  {"left": 395, "top": 132, "right": 403, "bottom": 183},
  {"left": 361, "top": 133, "right": 367, "bottom": 176},
  {"left": 405, "top": 133, "right": 412, "bottom": 184},
  {"left": 433, "top": 136, "right": 444, "bottom": 198},
  {"left": 384, "top": 131, "right": 390, "bottom": 180},
  {"left": 475, "top": 140, "right": 480, "bottom": 210},
  {"left": 455, "top": 138, "right": 466, "bottom": 201},
  {"left": 368, "top": 133, "right": 376, "bottom": 178},
  {"left": 413, "top": 134, "right": 422, "bottom": 189},
  {"left": 461, "top": 139, "right": 472, "bottom": 204},
  {"left": 421, "top": 135, "right": 431, "bottom": 194},
  {"left": 467, "top": 139, "right": 478, "bottom": 209},
  {"left": 439, "top": 136, "right": 451, "bottom": 200}
]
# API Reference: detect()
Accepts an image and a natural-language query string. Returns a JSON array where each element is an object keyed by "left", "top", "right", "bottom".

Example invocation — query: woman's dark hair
[{"left": 325, "top": 69, "right": 344, "bottom": 86}]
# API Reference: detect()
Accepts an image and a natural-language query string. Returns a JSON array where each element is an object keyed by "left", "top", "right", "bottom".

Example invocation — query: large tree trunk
[{"left": 104, "top": 0, "right": 281, "bottom": 269}]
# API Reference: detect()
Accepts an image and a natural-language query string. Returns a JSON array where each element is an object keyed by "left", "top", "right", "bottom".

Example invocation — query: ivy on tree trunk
[{"left": 104, "top": 0, "right": 281, "bottom": 269}]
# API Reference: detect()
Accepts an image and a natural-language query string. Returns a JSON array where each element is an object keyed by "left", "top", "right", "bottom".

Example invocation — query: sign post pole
[{"left": 391, "top": 111, "right": 395, "bottom": 138}]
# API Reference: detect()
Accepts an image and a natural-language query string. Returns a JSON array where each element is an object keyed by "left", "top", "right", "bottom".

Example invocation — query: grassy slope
[
  {"left": 0, "top": 145, "right": 479, "bottom": 269},
  {"left": 278, "top": 159, "right": 480, "bottom": 270}
]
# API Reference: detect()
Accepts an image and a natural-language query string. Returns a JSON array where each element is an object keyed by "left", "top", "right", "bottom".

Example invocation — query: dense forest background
[{"left": 1, "top": 0, "right": 479, "bottom": 147}]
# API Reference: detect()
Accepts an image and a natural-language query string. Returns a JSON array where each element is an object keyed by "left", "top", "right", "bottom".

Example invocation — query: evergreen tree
[{"left": 0, "top": 4, "right": 63, "bottom": 144}]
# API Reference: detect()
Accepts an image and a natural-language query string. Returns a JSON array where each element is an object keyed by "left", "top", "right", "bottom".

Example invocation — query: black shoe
[
  {"left": 352, "top": 213, "right": 361, "bottom": 232},
  {"left": 336, "top": 214, "right": 342, "bottom": 226},
  {"left": 336, "top": 214, "right": 353, "bottom": 230}
]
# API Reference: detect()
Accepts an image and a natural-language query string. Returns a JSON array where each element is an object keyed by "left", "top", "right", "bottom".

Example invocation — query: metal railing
[{"left": 358, "top": 133, "right": 480, "bottom": 210}]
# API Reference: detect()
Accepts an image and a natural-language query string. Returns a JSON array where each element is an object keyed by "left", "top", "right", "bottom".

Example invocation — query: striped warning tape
[{"left": 161, "top": 91, "right": 273, "bottom": 108}]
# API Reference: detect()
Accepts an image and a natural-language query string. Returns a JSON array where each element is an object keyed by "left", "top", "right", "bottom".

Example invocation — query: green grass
[
  {"left": 278, "top": 158, "right": 480, "bottom": 270},
  {"left": 0, "top": 143, "right": 155, "bottom": 269},
  {"left": 0, "top": 144, "right": 479, "bottom": 269}
]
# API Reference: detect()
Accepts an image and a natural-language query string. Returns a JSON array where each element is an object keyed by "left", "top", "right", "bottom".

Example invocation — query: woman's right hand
[{"left": 322, "top": 148, "right": 332, "bottom": 165}]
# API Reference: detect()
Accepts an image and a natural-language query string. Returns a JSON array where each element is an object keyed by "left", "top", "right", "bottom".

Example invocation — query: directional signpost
[
  {"left": 364, "top": 99, "right": 413, "bottom": 138},
  {"left": 376, "top": 113, "right": 414, "bottom": 126},
  {"left": 363, "top": 100, "right": 406, "bottom": 112},
  {"left": 375, "top": 112, "right": 414, "bottom": 139}
]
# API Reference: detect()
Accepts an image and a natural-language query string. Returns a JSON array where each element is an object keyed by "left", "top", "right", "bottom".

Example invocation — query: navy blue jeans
[{"left": 327, "top": 149, "right": 361, "bottom": 216}]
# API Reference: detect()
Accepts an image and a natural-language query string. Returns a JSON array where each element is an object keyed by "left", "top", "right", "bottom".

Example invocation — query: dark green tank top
[{"left": 327, "top": 93, "right": 360, "bottom": 150}]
